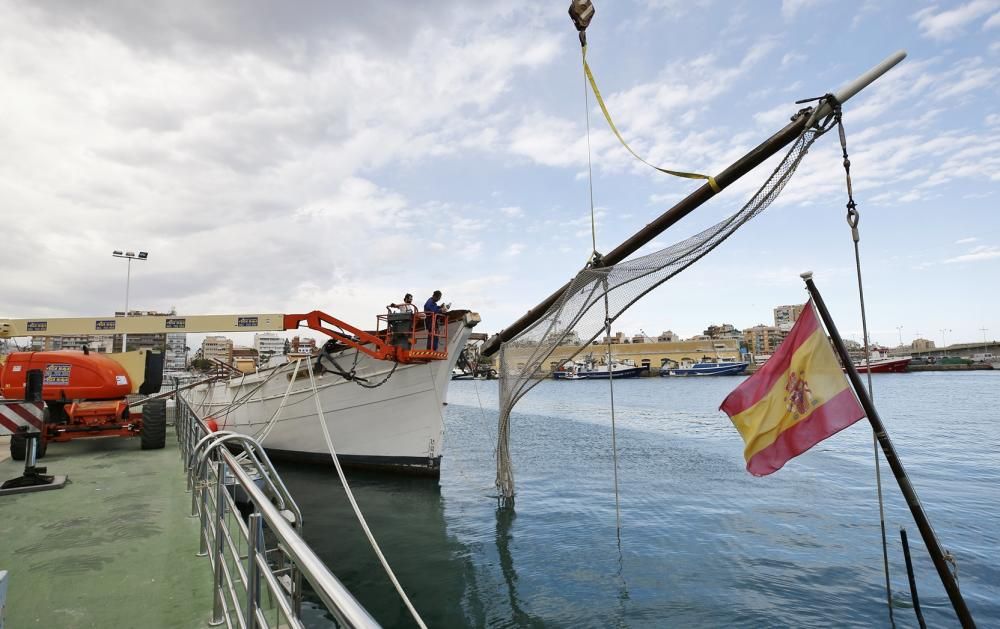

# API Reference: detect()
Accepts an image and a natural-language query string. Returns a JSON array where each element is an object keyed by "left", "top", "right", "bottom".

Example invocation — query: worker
[
  {"left": 388, "top": 293, "right": 416, "bottom": 312},
  {"left": 423, "top": 290, "right": 447, "bottom": 350}
]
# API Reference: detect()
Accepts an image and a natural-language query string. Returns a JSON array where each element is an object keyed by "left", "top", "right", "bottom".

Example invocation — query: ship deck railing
[{"left": 175, "top": 394, "right": 380, "bottom": 629}]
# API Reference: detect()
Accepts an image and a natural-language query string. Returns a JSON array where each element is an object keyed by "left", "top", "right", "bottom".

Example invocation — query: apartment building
[
  {"left": 773, "top": 304, "right": 805, "bottom": 331},
  {"left": 202, "top": 336, "right": 234, "bottom": 365},
  {"left": 254, "top": 333, "right": 285, "bottom": 361},
  {"left": 744, "top": 324, "right": 787, "bottom": 356}
]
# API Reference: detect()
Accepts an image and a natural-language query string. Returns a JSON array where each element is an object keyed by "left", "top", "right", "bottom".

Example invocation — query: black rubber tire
[
  {"left": 140, "top": 399, "right": 167, "bottom": 450},
  {"left": 10, "top": 430, "right": 27, "bottom": 461}
]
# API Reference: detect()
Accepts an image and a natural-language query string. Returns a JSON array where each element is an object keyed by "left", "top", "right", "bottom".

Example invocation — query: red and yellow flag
[{"left": 720, "top": 300, "right": 866, "bottom": 476}]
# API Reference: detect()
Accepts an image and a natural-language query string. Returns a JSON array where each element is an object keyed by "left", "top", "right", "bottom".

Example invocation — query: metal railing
[{"left": 175, "top": 395, "right": 380, "bottom": 629}]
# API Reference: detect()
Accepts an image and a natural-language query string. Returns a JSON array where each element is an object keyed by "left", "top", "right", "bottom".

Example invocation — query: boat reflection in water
[
  {"left": 275, "top": 464, "right": 467, "bottom": 627},
  {"left": 275, "top": 463, "right": 542, "bottom": 628}
]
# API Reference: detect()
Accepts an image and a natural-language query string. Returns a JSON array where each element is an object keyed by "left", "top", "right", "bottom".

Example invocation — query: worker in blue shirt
[{"left": 423, "top": 290, "right": 446, "bottom": 350}]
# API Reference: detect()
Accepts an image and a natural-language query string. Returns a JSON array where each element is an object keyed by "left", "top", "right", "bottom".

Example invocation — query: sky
[{"left": 1, "top": 0, "right": 997, "bottom": 351}]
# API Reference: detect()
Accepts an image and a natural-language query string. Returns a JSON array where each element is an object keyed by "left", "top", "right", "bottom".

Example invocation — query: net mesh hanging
[{"left": 496, "top": 124, "right": 827, "bottom": 504}]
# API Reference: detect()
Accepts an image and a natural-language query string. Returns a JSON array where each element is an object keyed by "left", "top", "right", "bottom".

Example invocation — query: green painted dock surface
[{"left": 0, "top": 433, "right": 214, "bottom": 628}]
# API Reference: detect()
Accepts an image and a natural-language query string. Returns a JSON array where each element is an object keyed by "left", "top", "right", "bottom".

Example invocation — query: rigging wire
[
  {"left": 251, "top": 359, "right": 304, "bottom": 443},
  {"left": 833, "top": 100, "right": 895, "bottom": 627},
  {"left": 603, "top": 292, "right": 623, "bottom": 539}
]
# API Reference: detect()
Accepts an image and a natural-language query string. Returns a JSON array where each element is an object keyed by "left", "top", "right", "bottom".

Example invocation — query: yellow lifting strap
[{"left": 582, "top": 45, "right": 721, "bottom": 194}]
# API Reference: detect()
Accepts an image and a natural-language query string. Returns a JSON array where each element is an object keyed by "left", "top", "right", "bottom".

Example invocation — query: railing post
[
  {"left": 293, "top": 565, "right": 303, "bottom": 617},
  {"left": 190, "top": 457, "right": 202, "bottom": 517},
  {"left": 184, "top": 408, "right": 193, "bottom": 488},
  {"left": 197, "top": 456, "right": 210, "bottom": 556},
  {"left": 246, "top": 512, "right": 263, "bottom": 629},
  {"left": 209, "top": 459, "right": 227, "bottom": 626}
]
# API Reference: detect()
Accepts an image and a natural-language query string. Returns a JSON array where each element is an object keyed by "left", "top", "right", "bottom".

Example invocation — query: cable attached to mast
[{"left": 831, "top": 98, "right": 896, "bottom": 628}]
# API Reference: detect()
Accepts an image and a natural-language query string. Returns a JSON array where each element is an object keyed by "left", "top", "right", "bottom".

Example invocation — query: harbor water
[{"left": 279, "top": 372, "right": 1000, "bottom": 628}]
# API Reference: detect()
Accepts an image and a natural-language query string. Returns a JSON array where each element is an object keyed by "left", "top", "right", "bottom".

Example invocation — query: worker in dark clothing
[{"left": 423, "top": 290, "right": 445, "bottom": 350}]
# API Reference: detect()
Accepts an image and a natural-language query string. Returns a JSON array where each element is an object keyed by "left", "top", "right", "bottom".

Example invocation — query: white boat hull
[{"left": 181, "top": 312, "right": 480, "bottom": 476}]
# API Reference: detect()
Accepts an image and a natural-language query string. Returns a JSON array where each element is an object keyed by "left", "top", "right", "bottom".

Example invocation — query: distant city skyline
[{"left": 1, "top": 2, "right": 996, "bottom": 352}]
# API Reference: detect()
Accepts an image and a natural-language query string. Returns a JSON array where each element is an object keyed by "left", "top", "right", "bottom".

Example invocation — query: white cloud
[
  {"left": 649, "top": 192, "right": 684, "bottom": 205},
  {"left": 944, "top": 245, "right": 1000, "bottom": 263},
  {"left": 912, "top": 0, "right": 1000, "bottom": 40},
  {"left": 0, "top": 2, "right": 563, "bottom": 324},
  {"left": 956, "top": 237, "right": 979, "bottom": 244},
  {"left": 508, "top": 113, "right": 588, "bottom": 168},
  {"left": 2, "top": 1, "right": 998, "bottom": 346},
  {"left": 985, "top": 11, "right": 1000, "bottom": 28},
  {"left": 753, "top": 103, "right": 795, "bottom": 129},
  {"left": 781, "top": 52, "right": 806, "bottom": 67},
  {"left": 936, "top": 63, "right": 1000, "bottom": 99},
  {"left": 782, "top": 0, "right": 826, "bottom": 19}
]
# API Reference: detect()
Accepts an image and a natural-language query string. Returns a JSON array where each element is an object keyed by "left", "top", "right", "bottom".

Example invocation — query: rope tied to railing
[{"left": 304, "top": 358, "right": 429, "bottom": 629}]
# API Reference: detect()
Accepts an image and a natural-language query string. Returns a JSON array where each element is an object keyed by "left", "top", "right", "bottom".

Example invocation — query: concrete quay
[{"left": 0, "top": 435, "right": 213, "bottom": 628}]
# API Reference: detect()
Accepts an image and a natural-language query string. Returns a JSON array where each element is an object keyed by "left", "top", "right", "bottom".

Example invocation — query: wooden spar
[
  {"left": 482, "top": 50, "right": 906, "bottom": 357},
  {"left": 803, "top": 272, "right": 976, "bottom": 628}
]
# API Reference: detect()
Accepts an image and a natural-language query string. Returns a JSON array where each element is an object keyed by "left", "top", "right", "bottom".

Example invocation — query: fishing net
[{"left": 496, "top": 124, "right": 827, "bottom": 504}]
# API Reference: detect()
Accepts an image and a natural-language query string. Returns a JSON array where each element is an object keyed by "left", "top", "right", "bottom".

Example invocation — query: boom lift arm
[{"left": 0, "top": 309, "right": 450, "bottom": 364}]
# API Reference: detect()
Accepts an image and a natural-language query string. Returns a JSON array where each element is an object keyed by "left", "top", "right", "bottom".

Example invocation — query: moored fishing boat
[
  {"left": 851, "top": 355, "right": 911, "bottom": 373},
  {"left": 849, "top": 349, "right": 911, "bottom": 373},
  {"left": 552, "top": 354, "right": 648, "bottom": 379},
  {"left": 660, "top": 358, "right": 749, "bottom": 377},
  {"left": 182, "top": 310, "right": 480, "bottom": 476}
]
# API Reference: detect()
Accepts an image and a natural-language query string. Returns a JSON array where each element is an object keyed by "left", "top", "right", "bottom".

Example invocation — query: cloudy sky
[{"left": 1, "top": 0, "right": 997, "bottom": 349}]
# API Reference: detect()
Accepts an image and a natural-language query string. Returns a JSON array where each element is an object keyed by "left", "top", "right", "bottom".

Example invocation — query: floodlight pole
[
  {"left": 112, "top": 250, "right": 149, "bottom": 351},
  {"left": 125, "top": 256, "right": 132, "bottom": 318}
]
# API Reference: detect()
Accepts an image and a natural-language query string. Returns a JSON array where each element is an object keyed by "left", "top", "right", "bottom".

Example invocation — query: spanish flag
[{"left": 720, "top": 300, "right": 865, "bottom": 476}]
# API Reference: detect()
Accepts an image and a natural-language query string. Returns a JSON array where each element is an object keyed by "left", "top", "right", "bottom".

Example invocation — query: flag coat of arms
[{"left": 720, "top": 300, "right": 866, "bottom": 476}]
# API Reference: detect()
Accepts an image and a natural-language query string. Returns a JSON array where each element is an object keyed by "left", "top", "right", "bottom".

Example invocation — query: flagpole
[{"left": 801, "top": 271, "right": 976, "bottom": 628}]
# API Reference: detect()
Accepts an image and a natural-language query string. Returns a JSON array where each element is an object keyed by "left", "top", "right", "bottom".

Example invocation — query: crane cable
[
  {"left": 579, "top": 37, "right": 624, "bottom": 538},
  {"left": 831, "top": 99, "right": 895, "bottom": 627}
]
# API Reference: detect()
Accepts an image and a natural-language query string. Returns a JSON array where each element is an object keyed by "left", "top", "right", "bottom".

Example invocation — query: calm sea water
[{"left": 279, "top": 372, "right": 1000, "bottom": 628}]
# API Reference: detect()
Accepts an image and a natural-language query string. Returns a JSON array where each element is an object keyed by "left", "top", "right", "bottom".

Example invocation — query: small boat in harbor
[
  {"left": 848, "top": 348, "right": 911, "bottom": 373},
  {"left": 553, "top": 354, "right": 649, "bottom": 379},
  {"left": 660, "top": 357, "right": 749, "bottom": 377},
  {"left": 852, "top": 356, "right": 911, "bottom": 373}
]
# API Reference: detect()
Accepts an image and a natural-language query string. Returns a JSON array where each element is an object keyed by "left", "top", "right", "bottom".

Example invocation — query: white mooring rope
[{"left": 304, "top": 358, "right": 428, "bottom": 629}]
